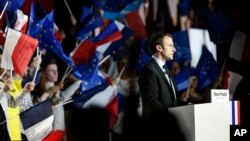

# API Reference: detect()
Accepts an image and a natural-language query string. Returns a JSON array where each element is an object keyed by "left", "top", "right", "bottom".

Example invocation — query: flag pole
[
  {"left": 63, "top": 0, "right": 74, "bottom": 18},
  {"left": 61, "top": 66, "right": 70, "bottom": 82},
  {"left": 61, "top": 67, "right": 73, "bottom": 82},
  {"left": 0, "top": 1, "right": 8, "bottom": 20},
  {"left": 32, "top": 49, "right": 42, "bottom": 82},
  {"left": 118, "top": 65, "right": 126, "bottom": 78},
  {"left": 99, "top": 55, "right": 111, "bottom": 66},
  {"left": 53, "top": 99, "right": 73, "bottom": 109},
  {"left": 0, "top": 69, "right": 7, "bottom": 80}
]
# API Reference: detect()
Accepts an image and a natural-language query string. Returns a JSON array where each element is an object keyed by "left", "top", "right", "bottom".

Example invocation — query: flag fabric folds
[
  {"left": 14, "top": 9, "right": 28, "bottom": 33},
  {"left": 28, "top": 3, "right": 73, "bottom": 66},
  {"left": 20, "top": 100, "right": 54, "bottom": 141},
  {"left": 27, "top": 2, "right": 46, "bottom": 38},
  {"left": 73, "top": 82, "right": 110, "bottom": 108},
  {"left": 93, "top": 0, "right": 135, "bottom": 12},
  {"left": 71, "top": 39, "right": 97, "bottom": 65},
  {"left": 102, "top": 21, "right": 134, "bottom": 60},
  {"left": 187, "top": 29, "right": 217, "bottom": 67},
  {"left": 73, "top": 52, "right": 102, "bottom": 85},
  {"left": 76, "top": 7, "right": 104, "bottom": 41},
  {"left": 42, "top": 130, "right": 64, "bottom": 141},
  {"left": 174, "top": 66, "right": 192, "bottom": 92},
  {"left": 95, "top": 21, "right": 122, "bottom": 46},
  {"left": 134, "top": 39, "right": 150, "bottom": 71},
  {"left": 172, "top": 31, "right": 191, "bottom": 63},
  {"left": 0, "top": 0, "right": 25, "bottom": 11},
  {"left": 0, "top": 31, "right": 5, "bottom": 47},
  {"left": 195, "top": 46, "right": 220, "bottom": 89},
  {"left": 1, "top": 28, "right": 38, "bottom": 76},
  {"left": 99, "top": 0, "right": 143, "bottom": 20},
  {"left": 172, "top": 31, "right": 190, "bottom": 48},
  {"left": 96, "top": 20, "right": 131, "bottom": 54},
  {"left": 79, "top": 71, "right": 106, "bottom": 93},
  {"left": 124, "top": 11, "right": 147, "bottom": 40},
  {"left": 73, "top": 81, "right": 118, "bottom": 128},
  {"left": 203, "top": 10, "right": 235, "bottom": 43}
]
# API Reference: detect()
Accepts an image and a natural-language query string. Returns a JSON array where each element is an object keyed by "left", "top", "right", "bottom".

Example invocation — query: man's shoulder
[{"left": 139, "top": 61, "right": 159, "bottom": 77}]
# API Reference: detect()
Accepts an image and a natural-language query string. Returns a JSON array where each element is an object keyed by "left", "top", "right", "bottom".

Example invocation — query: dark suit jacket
[{"left": 138, "top": 59, "right": 178, "bottom": 118}]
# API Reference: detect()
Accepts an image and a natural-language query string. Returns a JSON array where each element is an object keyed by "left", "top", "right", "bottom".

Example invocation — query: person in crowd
[
  {"left": 0, "top": 50, "right": 36, "bottom": 141},
  {"left": 186, "top": 75, "right": 205, "bottom": 104},
  {"left": 111, "top": 52, "right": 141, "bottom": 141},
  {"left": 20, "top": 55, "right": 42, "bottom": 112},
  {"left": 32, "top": 58, "right": 80, "bottom": 104},
  {"left": 31, "top": 58, "right": 81, "bottom": 140},
  {"left": 170, "top": 60, "right": 182, "bottom": 77},
  {"left": 0, "top": 70, "right": 35, "bottom": 141},
  {"left": 138, "top": 32, "right": 185, "bottom": 119}
]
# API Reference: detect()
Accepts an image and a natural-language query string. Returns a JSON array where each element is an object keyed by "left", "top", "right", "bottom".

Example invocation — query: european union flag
[
  {"left": 172, "top": 31, "right": 191, "bottom": 63},
  {"left": 76, "top": 7, "right": 104, "bottom": 41},
  {"left": 28, "top": 3, "right": 73, "bottom": 66},
  {"left": 93, "top": 0, "right": 135, "bottom": 12},
  {"left": 174, "top": 45, "right": 191, "bottom": 63},
  {"left": 73, "top": 52, "right": 103, "bottom": 85},
  {"left": 204, "top": 10, "right": 235, "bottom": 43},
  {"left": 195, "top": 46, "right": 220, "bottom": 89},
  {"left": 134, "top": 39, "right": 151, "bottom": 71},
  {"left": 174, "top": 66, "right": 192, "bottom": 92},
  {"left": 0, "top": 0, "right": 24, "bottom": 11},
  {"left": 27, "top": 3, "right": 50, "bottom": 39},
  {"left": 178, "top": 0, "right": 190, "bottom": 16},
  {"left": 80, "top": 79, "right": 102, "bottom": 93},
  {"left": 172, "top": 31, "right": 190, "bottom": 48}
]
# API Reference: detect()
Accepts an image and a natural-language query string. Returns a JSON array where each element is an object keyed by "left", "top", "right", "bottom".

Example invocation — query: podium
[{"left": 168, "top": 101, "right": 233, "bottom": 141}]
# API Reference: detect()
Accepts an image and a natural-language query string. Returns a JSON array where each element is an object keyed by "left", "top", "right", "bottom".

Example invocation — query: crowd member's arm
[
  {"left": 39, "top": 85, "right": 61, "bottom": 102},
  {"left": 13, "top": 81, "right": 35, "bottom": 107},
  {"left": 59, "top": 74, "right": 81, "bottom": 102},
  {"left": 22, "top": 56, "right": 42, "bottom": 87},
  {"left": 4, "top": 81, "right": 35, "bottom": 108}
]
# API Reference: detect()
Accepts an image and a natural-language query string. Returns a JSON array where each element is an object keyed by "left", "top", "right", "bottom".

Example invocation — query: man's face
[{"left": 160, "top": 36, "right": 176, "bottom": 61}]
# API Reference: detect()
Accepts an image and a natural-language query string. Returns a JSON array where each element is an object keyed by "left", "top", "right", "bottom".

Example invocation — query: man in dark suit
[{"left": 138, "top": 32, "right": 178, "bottom": 118}]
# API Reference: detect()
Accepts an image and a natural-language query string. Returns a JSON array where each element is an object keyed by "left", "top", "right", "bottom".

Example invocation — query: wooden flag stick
[
  {"left": 118, "top": 65, "right": 125, "bottom": 78},
  {"left": 99, "top": 55, "right": 111, "bottom": 66},
  {"left": 32, "top": 52, "right": 42, "bottom": 82},
  {"left": 0, "top": 69, "right": 7, "bottom": 80},
  {"left": 63, "top": 0, "right": 74, "bottom": 18},
  {"left": 0, "top": 1, "right": 8, "bottom": 20}
]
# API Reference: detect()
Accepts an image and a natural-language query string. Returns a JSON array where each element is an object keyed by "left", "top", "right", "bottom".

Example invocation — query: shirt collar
[{"left": 152, "top": 55, "right": 165, "bottom": 70}]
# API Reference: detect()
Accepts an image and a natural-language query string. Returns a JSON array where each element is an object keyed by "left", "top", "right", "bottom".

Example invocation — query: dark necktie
[{"left": 163, "top": 65, "right": 177, "bottom": 103}]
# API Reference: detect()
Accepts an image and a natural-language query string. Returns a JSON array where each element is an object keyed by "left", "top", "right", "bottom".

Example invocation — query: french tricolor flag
[
  {"left": 73, "top": 81, "right": 118, "bottom": 129},
  {"left": 1, "top": 28, "right": 38, "bottom": 76},
  {"left": 232, "top": 101, "right": 241, "bottom": 125},
  {"left": 14, "top": 9, "right": 28, "bottom": 33}
]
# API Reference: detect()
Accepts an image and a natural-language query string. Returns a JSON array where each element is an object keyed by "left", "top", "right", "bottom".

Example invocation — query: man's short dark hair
[{"left": 148, "top": 32, "right": 172, "bottom": 54}]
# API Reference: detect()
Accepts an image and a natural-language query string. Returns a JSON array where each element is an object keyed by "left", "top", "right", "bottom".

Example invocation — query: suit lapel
[{"left": 151, "top": 60, "right": 170, "bottom": 85}]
